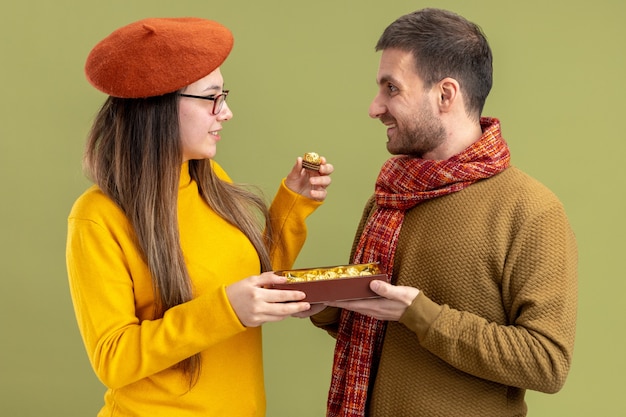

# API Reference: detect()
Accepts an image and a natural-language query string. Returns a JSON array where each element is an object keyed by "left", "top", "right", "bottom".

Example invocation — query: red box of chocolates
[{"left": 271, "top": 262, "right": 389, "bottom": 303}]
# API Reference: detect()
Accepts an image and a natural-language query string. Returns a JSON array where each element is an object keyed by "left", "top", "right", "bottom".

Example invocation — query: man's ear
[{"left": 437, "top": 77, "right": 460, "bottom": 112}]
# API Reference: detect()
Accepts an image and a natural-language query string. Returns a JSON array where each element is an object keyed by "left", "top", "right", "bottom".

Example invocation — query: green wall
[{"left": 1, "top": 0, "right": 623, "bottom": 415}]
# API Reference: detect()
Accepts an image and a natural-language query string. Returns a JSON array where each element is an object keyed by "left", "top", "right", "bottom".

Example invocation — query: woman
[{"left": 66, "top": 17, "right": 333, "bottom": 416}]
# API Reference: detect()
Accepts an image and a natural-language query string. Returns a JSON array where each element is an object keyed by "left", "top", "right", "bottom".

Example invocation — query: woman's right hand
[{"left": 225, "top": 272, "right": 312, "bottom": 327}]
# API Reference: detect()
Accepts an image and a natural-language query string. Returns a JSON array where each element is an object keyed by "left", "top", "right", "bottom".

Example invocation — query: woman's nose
[{"left": 217, "top": 102, "right": 233, "bottom": 121}]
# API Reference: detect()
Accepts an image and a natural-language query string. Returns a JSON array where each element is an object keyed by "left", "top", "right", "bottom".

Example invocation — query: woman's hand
[
  {"left": 284, "top": 156, "right": 334, "bottom": 202},
  {"left": 291, "top": 302, "right": 327, "bottom": 318},
  {"left": 225, "top": 272, "right": 313, "bottom": 327}
]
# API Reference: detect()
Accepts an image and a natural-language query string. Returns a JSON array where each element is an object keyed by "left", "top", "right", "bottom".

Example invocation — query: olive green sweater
[{"left": 313, "top": 167, "right": 577, "bottom": 417}]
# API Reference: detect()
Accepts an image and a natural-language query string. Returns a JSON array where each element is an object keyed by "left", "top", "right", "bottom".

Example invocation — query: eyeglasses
[{"left": 178, "top": 90, "right": 230, "bottom": 115}]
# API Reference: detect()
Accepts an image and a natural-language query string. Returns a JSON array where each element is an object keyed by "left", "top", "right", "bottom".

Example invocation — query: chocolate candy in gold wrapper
[
  {"left": 302, "top": 152, "right": 321, "bottom": 171},
  {"left": 282, "top": 263, "right": 381, "bottom": 283}
]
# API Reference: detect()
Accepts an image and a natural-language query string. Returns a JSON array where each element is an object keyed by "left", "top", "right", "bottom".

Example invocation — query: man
[{"left": 307, "top": 8, "right": 577, "bottom": 417}]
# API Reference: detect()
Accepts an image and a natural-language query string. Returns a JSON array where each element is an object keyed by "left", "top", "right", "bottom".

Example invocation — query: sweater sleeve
[
  {"left": 400, "top": 201, "right": 578, "bottom": 394},
  {"left": 268, "top": 178, "right": 322, "bottom": 270}
]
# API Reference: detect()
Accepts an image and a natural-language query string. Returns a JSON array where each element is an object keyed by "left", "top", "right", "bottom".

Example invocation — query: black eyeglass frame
[{"left": 178, "top": 90, "right": 230, "bottom": 115}]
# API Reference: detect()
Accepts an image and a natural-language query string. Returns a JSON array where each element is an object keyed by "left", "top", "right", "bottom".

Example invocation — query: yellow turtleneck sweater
[{"left": 66, "top": 161, "right": 321, "bottom": 417}]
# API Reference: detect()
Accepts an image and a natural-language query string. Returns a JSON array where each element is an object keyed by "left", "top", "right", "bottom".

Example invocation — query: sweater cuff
[
  {"left": 178, "top": 286, "right": 246, "bottom": 342},
  {"left": 399, "top": 292, "right": 443, "bottom": 341},
  {"left": 273, "top": 178, "right": 323, "bottom": 214}
]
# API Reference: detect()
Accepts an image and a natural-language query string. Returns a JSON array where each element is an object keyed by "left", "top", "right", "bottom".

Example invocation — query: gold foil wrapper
[
  {"left": 302, "top": 152, "right": 321, "bottom": 170},
  {"left": 279, "top": 262, "right": 381, "bottom": 283}
]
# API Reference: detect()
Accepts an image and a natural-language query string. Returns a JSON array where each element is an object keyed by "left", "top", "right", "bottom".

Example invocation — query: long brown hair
[{"left": 83, "top": 92, "right": 273, "bottom": 384}]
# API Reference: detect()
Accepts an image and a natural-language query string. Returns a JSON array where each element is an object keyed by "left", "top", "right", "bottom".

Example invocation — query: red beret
[{"left": 85, "top": 17, "right": 234, "bottom": 98}]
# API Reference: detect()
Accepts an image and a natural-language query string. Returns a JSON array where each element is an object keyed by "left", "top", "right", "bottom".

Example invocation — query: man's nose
[{"left": 368, "top": 95, "right": 386, "bottom": 119}]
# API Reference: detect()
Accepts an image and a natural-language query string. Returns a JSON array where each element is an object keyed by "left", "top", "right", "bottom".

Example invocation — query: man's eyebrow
[{"left": 377, "top": 75, "right": 400, "bottom": 86}]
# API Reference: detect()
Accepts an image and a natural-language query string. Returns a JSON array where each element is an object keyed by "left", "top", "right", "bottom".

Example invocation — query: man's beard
[{"left": 384, "top": 103, "right": 446, "bottom": 157}]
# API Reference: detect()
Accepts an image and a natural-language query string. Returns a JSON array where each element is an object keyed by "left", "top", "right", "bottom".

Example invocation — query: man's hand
[{"left": 326, "top": 280, "right": 419, "bottom": 321}]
